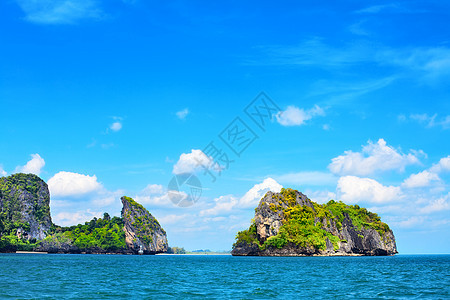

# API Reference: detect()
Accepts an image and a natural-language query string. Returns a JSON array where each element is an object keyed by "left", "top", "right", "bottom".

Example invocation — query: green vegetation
[
  {"left": 0, "top": 231, "right": 37, "bottom": 251},
  {"left": 0, "top": 220, "right": 37, "bottom": 251},
  {"left": 0, "top": 174, "right": 50, "bottom": 251},
  {"left": 123, "top": 196, "right": 146, "bottom": 212},
  {"left": 324, "top": 200, "right": 390, "bottom": 237},
  {"left": 49, "top": 213, "right": 126, "bottom": 251},
  {"left": 234, "top": 188, "right": 391, "bottom": 252},
  {"left": 1, "top": 213, "right": 127, "bottom": 252},
  {"left": 269, "top": 204, "right": 340, "bottom": 251},
  {"left": 234, "top": 223, "right": 258, "bottom": 247},
  {"left": 0, "top": 174, "right": 165, "bottom": 253},
  {"left": 166, "top": 246, "right": 187, "bottom": 254},
  {"left": 0, "top": 173, "right": 50, "bottom": 226}
]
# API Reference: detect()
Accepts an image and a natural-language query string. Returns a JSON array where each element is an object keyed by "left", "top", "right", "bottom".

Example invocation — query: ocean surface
[{"left": 1, "top": 254, "right": 449, "bottom": 299}]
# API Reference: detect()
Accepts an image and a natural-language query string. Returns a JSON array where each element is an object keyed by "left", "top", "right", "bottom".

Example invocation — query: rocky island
[
  {"left": 232, "top": 188, "right": 397, "bottom": 256},
  {"left": 0, "top": 173, "right": 168, "bottom": 254}
]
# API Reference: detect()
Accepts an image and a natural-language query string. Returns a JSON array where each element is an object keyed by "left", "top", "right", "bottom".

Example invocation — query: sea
[{"left": 1, "top": 254, "right": 449, "bottom": 299}]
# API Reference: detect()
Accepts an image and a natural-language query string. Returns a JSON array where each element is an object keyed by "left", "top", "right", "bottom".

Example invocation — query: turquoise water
[{"left": 1, "top": 254, "right": 449, "bottom": 299}]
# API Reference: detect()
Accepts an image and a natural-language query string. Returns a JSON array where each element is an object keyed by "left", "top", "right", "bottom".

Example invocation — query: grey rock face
[
  {"left": 338, "top": 213, "right": 397, "bottom": 255},
  {"left": 0, "top": 173, "right": 52, "bottom": 240},
  {"left": 121, "top": 196, "right": 168, "bottom": 254},
  {"left": 35, "top": 239, "right": 81, "bottom": 254},
  {"left": 253, "top": 191, "right": 314, "bottom": 243}
]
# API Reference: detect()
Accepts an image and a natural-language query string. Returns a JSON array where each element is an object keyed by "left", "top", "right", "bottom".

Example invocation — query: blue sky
[{"left": 1, "top": 0, "right": 450, "bottom": 253}]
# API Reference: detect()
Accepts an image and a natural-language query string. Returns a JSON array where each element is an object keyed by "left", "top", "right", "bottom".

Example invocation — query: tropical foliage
[
  {"left": 0, "top": 174, "right": 50, "bottom": 251},
  {"left": 166, "top": 246, "right": 187, "bottom": 254},
  {"left": 234, "top": 188, "right": 391, "bottom": 252},
  {"left": 49, "top": 213, "right": 127, "bottom": 251},
  {"left": 0, "top": 174, "right": 166, "bottom": 253}
]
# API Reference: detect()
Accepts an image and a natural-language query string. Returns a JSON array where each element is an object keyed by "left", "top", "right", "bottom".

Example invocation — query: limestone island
[
  {"left": 0, "top": 173, "right": 167, "bottom": 254},
  {"left": 232, "top": 188, "right": 397, "bottom": 256}
]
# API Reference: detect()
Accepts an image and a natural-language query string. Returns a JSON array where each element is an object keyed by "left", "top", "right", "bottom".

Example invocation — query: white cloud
[
  {"left": 348, "top": 20, "right": 369, "bottom": 36},
  {"left": 91, "top": 191, "right": 123, "bottom": 207},
  {"left": 337, "top": 176, "right": 402, "bottom": 204},
  {"left": 16, "top": 0, "right": 102, "bottom": 24},
  {"left": 199, "top": 195, "right": 238, "bottom": 217},
  {"left": 205, "top": 216, "right": 227, "bottom": 223},
  {"left": 276, "top": 105, "right": 325, "bottom": 126},
  {"left": 355, "top": 3, "right": 404, "bottom": 14},
  {"left": 47, "top": 171, "right": 123, "bottom": 226},
  {"left": 382, "top": 47, "right": 450, "bottom": 81},
  {"left": 239, "top": 178, "right": 283, "bottom": 208},
  {"left": 402, "top": 170, "right": 441, "bottom": 188},
  {"left": 407, "top": 113, "right": 450, "bottom": 129},
  {"left": 176, "top": 108, "right": 189, "bottom": 120},
  {"left": 275, "top": 171, "right": 337, "bottom": 186},
  {"left": 257, "top": 38, "right": 450, "bottom": 83},
  {"left": 329, "top": 139, "right": 422, "bottom": 176},
  {"left": 430, "top": 156, "right": 450, "bottom": 173},
  {"left": 158, "top": 214, "right": 190, "bottom": 225},
  {"left": 170, "top": 225, "right": 211, "bottom": 233},
  {"left": 135, "top": 193, "right": 172, "bottom": 207},
  {"left": 199, "top": 178, "right": 282, "bottom": 216},
  {"left": 0, "top": 166, "right": 6, "bottom": 177},
  {"left": 15, "top": 153, "right": 45, "bottom": 175},
  {"left": 87, "top": 139, "right": 97, "bottom": 148},
  {"left": 310, "top": 77, "right": 397, "bottom": 106},
  {"left": 142, "top": 184, "right": 164, "bottom": 195},
  {"left": 110, "top": 122, "right": 122, "bottom": 132},
  {"left": 101, "top": 143, "right": 115, "bottom": 149},
  {"left": 395, "top": 154, "right": 450, "bottom": 195},
  {"left": 400, "top": 155, "right": 450, "bottom": 189},
  {"left": 394, "top": 216, "right": 425, "bottom": 228},
  {"left": 420, "top": 194, "right": 450, "bottom": 214},
  {"left": 173, "top": 149, "right": 220, "bottom": 175},
  {"left": 49, "top": 177, "right": 123, "bottom": 226},
  {"left": 410, "top": 113, "right": 433, "bottom": 123},
  {"left": 133, "top": 183, "right": 179, "bottom": 207},
  {"left": 53, "top": 209, "right": 103, "bottom": 227},
  {"left": 398, "top": 114, "right": 407, "bottom": 122},
  {"left": 306, "top": 189, "right": 337, "bottom": 204},
  {"left": 48, "top": 171, "right": 102, "bottom": 197}
]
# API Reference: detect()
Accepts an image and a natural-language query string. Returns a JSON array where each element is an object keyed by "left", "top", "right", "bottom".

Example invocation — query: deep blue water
[{"left": 1, "top": 254, "right": 449, "bottom": 299}]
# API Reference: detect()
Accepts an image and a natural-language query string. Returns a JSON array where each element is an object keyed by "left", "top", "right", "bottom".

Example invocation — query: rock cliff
[
  {"left": 121, "top": 196, "right": 168, "bottom": 254},
  {"left": 0, "top": 174, "right": 52, "bottom": 241},
  {"left": 232, "top": 188, "right": 397, "bottom": 256},
  {"left": 0, "top": 174, "right": 168, "bottom": 254}
]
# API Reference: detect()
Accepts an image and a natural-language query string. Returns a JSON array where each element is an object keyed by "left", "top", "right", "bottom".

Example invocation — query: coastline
[{"left": 157, "top": 253, "right": 231, "bottom": 256}]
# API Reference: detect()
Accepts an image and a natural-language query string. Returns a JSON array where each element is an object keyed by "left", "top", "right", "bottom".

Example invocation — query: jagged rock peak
[{"left": 121, "top": 196, "right": 168, "bottom": 254}]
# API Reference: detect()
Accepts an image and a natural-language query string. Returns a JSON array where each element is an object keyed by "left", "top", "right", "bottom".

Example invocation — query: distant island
[
  {"left": 232, "top": 188, "right": 397, "bottom": 256},
  {"left": 164, "top": 248, "right": 231, "bottom": 255},
  {"left": 1, "top": 174, "right": 398, "bottom": 256},
  {"left": 0, "top": 173, "right": 167, "bottom": 254}
]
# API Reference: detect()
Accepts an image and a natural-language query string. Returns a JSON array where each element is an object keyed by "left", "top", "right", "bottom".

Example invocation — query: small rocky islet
[
  {"left": 231, "top": 188, "right": 397, "bottom": 256},
  {"left": 1, "top": 173, "right": 397, "bottom": 256}
]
